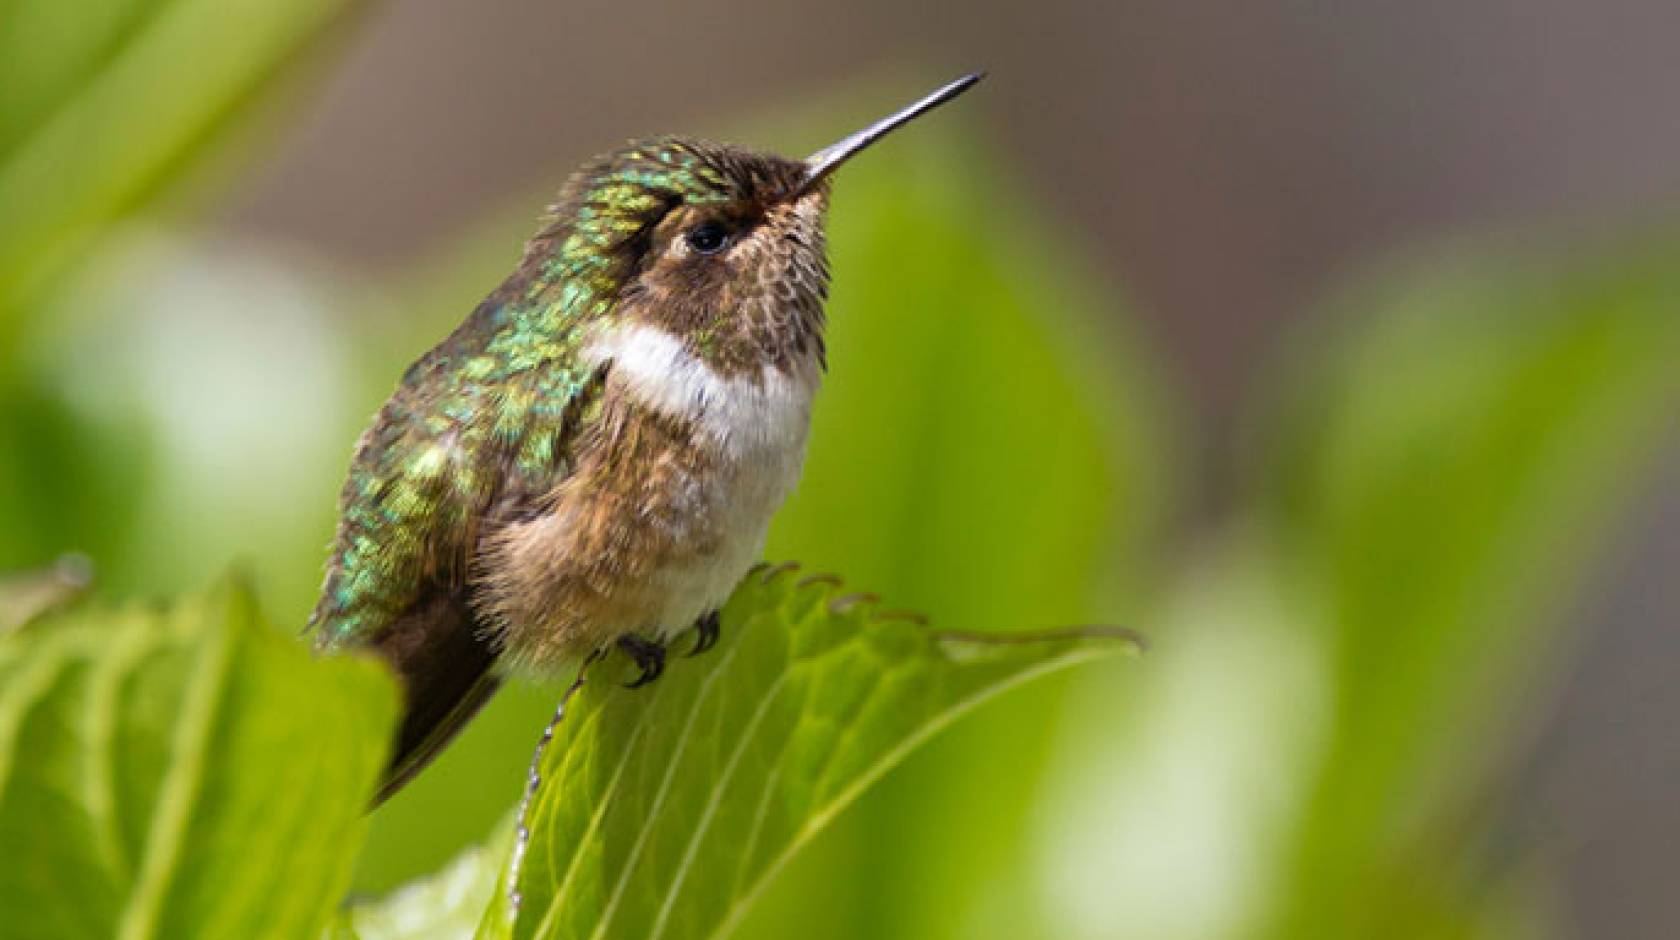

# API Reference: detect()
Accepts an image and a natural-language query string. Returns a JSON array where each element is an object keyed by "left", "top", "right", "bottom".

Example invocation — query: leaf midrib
[
  {"left": 82, "top": 619, "right": 155, "bottom": 887},
  {"left": 704, "top": 644, "right": 1114, "bottom": 940},
  {"left": 116, "top": 603, "right": 235, "bottom": 940}
]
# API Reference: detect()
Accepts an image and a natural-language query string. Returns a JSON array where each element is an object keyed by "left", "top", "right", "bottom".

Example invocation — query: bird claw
[
  {"left": 617, "top": 634, "right": 667, "bottom": 688},
  {"left": 688, "top": 610, "right": 721, "bottom": 657}
]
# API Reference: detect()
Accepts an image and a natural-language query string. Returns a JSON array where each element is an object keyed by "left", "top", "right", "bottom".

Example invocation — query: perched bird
[{"left": 310, "top": 74, "right": 983, "bottom": 804}]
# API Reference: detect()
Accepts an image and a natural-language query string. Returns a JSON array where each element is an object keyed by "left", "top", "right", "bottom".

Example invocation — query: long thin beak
[{"left": 798, "top": 72, "right": 985, "bottom": 195}]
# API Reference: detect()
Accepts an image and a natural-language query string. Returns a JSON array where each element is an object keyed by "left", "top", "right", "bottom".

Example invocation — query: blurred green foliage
[
  {"left": 1, "top": 14, "right": 1677, "bottom": 939},
  {"left": 333, "top": 819, "right": 516, "bottom": 940},
  {"left": 0, "top": 0, "right": 352, "bottom": 356},
  {"left": 1252, "top": 238, "right": 1680, "bottom": 939}
]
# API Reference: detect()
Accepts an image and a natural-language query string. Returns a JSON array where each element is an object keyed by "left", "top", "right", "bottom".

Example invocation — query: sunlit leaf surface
[
  {"left": 0, "top": 577, "right": 397, "bottom": 940},
  {"left": 470, "top": 566, "right": 1139, "bottom": 940}
]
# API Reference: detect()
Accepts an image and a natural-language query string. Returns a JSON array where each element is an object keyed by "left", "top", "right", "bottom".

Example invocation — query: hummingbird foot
[
  {"left": 688, "top": 610, "right": 721, "bottom": 656},
  {"left": 617, "top": 634, "right": 667, "bottom": 688}
]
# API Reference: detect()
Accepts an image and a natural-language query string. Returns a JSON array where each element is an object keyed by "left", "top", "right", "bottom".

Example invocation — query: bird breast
[
  {"left": 484, "top": 322, "right": 819, "bottom": 671},
  {"left": 587, "top": 321, "right": 821, "bottom": 629},
  {"left": 584, "top": 323, "right": 820, "bottom": 589},
  {"left": 582, "top": 321, "right": 820, "bottom": 459}
]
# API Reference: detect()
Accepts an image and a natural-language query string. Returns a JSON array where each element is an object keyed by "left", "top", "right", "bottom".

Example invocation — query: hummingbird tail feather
[{"left": 368, "top": 591, "right": 503, "bottom": 807}]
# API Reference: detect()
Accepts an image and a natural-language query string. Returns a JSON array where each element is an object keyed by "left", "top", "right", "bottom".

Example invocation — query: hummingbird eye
[{"left": 685, "top": 222, "right": 731, "bottom": 255}]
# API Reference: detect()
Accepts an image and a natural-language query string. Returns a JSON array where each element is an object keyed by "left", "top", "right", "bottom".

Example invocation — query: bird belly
[
  {"left": 638, "top": 439, "right": 801, "bottom": 641},
  {"left": 479, "top": 329, "right": 818, "bottom": 674}
]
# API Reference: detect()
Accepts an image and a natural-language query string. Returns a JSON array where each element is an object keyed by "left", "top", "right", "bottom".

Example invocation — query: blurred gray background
[{"left": 215, "top": 2, "right": 1680, "bottom": 936}]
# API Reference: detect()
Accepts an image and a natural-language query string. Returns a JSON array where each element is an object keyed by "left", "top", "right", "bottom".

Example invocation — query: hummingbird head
[
  {"left": 522, "top": 73, "right": 984, "bottom": 375},
  {"left": 533, "top": 139, "right": 828, "bottom": 373}
]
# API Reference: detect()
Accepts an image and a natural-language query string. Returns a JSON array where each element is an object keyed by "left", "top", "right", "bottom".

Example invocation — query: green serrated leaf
[
  {"left": 479, "top": 567, "right": 1139, "bottom": 940},
  {"left": 0, "top": 576, "right": 398, "bottom": 940}
]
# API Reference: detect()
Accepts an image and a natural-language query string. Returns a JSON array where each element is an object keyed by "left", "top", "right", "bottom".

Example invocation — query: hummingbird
[{"left": 311, "top": 73, "right": 984, "bottom": 804}]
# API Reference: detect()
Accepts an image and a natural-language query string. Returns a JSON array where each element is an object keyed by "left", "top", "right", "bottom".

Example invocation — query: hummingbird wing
[{"left": 311, "top": 300, "right": 605, "bottom": 804}]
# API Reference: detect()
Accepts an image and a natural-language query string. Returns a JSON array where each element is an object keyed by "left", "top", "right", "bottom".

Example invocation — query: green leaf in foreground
[
  {"left": 481, "top": 565, "right": 1141, "bottom": 940},
  {"left": 0, "top": 576, "right": 398, "bottom": 940}
]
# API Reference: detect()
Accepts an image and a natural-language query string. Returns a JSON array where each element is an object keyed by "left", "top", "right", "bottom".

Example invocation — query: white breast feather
[
  {"left": 582, "top": 322, "right": 819, "bottom": 637},
  {"left": 582, "top": 323, "right": 817, "bottom": 457}
]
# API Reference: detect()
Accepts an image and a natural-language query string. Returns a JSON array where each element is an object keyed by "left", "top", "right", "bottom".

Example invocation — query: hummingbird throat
[{"left": 582, "top": 321, "right": 821, "bottom": 459}]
